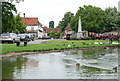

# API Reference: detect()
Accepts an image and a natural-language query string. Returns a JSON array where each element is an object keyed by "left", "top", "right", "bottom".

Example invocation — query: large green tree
[
  {"left": 2, "top": 1, "right": 26, "bottom": 33},
  {"left": 2, "top": 2, "right": 17, "bottom": 33},
  {"left": 14, "top": 14, "right": 26, "bottom": 33},
  {"left": 70, "top": 5, "right": 105, "bottom": 33},
  {"left": 59, "top": 12, "right": 74, "bottom": 32},
  {"left": 104, "top": 7, "right": 119, "bottom": 31}
]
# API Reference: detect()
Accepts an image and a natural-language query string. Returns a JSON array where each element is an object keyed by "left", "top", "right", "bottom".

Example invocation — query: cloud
[{"left": 16, "top": 0, "right": 119, "bottom": 27}]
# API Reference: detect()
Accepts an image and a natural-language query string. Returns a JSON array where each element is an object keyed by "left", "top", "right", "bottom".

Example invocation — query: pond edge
[{"left": 0, "top": 46, "right": 119, "bottom": 58}]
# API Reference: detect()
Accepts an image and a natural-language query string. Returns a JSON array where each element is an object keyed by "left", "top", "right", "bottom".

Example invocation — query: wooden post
[
  {"left": 16, "top": 42, "right": 20, "bottom": 46},
  {"left": 109, "top": 37, "right": 113, "bottom": 44},
  {"left": 24, "top": 42, "right": 27, "bottom": 46}
]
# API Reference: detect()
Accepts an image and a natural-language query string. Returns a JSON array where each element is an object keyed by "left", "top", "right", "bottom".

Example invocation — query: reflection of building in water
[{"left": 26, "top": 58, "right": 39, "bottom": 67}]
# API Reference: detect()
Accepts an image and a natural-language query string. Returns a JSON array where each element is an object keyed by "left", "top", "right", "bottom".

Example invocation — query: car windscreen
[{"left": 1, "top": 33, "right": 10, "bottom": 36}]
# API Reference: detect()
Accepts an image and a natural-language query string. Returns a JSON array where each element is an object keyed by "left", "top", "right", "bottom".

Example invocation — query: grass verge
[{"left": 1, "top": 40, "right": 120, "bottom": 55}]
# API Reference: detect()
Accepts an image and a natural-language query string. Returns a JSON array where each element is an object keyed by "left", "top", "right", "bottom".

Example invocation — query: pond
[{"left": 1, "top": 47, "right": 119, "bottom": 79}]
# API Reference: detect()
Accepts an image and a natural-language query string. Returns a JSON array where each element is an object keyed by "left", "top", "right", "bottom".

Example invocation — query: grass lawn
[{"left": 1, "top": 40, "right": 119, "bottom": 54}]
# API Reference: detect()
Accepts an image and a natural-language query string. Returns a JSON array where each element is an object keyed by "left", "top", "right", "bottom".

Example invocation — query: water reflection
[
  {"left": 2, "top": 56, "right": 28, "bottom": 79},
  {"left": 1, "top": 47, "right": 119, "bottom": 79},
  {"left": 26, "top": 58, "right": 39, "bottom": 67}
]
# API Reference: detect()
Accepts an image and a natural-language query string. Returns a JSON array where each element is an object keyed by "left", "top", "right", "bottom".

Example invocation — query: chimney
[{"left": 23, "top": 13, "right": 25, "bottom": 17}]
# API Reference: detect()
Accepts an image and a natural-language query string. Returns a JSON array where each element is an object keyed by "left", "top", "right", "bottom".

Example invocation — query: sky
[{"left": 15, "top": 0, "right": 120, "bottom": 27}]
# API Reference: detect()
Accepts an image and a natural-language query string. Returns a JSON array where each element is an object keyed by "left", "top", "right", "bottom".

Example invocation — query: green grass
[{"left": 1, "top": 40, "right": 120, "bottom": 54}]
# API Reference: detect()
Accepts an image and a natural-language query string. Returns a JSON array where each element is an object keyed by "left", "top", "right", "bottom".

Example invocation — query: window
[{"left": 31, "top": 26, "right": 34, "bottom": 31}]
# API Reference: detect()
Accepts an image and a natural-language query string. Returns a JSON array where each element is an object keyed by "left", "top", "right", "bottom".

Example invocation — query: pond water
[{"left": 1, "top": 47, "right": 119, "bottom": 79}]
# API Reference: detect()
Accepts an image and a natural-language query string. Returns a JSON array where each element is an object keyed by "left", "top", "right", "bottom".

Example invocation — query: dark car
[
  {"left": 27, "top": 34, "right": 35, "bottom": 41},
  {"left": 18, "top": 34, "right": 30, "bottom": 41}
]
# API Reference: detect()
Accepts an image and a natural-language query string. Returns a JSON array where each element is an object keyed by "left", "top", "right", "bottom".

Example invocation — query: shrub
[
  {"left": 48, "top": 32, "right": 60, "bottom": 39},
  {"left": 82, "top": 37, "right": 92, "bottom": 40},
  {"left": 70, "top": 37, "right": 78, "bottom": 40}
]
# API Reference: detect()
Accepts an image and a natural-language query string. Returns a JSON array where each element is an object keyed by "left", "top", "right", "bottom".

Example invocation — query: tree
[
  {"left": 70, "top": 5, "right": 105, "bottom": 33},
  {"left": 14, "top": 14, "right": 26, "bottom": 33},
  {"left": 2, "top": 2, "right": 26, "bottom": 33},
  {"left": 59, "top": 12, "right": 74, "bottom": 32},
  {"left": 49, "top": 21, "right": 54, "bottom": 28},
  {"left": 2, "top": 2, "right": 17, "bottom": 33},
  {"left": 104, "top": 7, "right": 119, "bottom": 31},
  {"left": 48, "top": 32, "right": 60, "bottom": 39}
]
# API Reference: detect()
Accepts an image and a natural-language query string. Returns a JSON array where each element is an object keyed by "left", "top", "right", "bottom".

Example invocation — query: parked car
[
  {"left": 18, "top": 34, "right": 30, "bottom": 41},
  {"left": 94, "top": 33, "right": 120, "bottom": 40},
  {"left": 0, "top": 33, "right": 20, "bottom": 43},
  {"left": 94, "top": 33, "right": 109, "bottom": 40},
  {"left": 42, "top": 36, "right": 51, "bottom": 39},
  {"left": 63, "top": 36, "right": 66, "bottom": 39},
  {"left": 27, "top": 34, "right": 35, "bottom": 41}
]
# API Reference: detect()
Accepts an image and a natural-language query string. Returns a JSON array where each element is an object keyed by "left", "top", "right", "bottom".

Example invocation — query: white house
[{"left": 22, "top": 17, "right": 44, "bottom": 38}]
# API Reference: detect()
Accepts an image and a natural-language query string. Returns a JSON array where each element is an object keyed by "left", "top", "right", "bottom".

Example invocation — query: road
[
  {"left": 1, "top": 39, "right": 62, "bottom": 44},
  {"left": 0, "top": 39, "right": 52, "bottom": 44},
  {"left": 21, "top": 39, "right": 51, "bottom": 44}
]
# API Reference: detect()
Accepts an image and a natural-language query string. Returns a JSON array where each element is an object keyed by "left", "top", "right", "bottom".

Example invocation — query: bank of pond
[{"left": 1, "top": 40, "right": 120, "bottom": 55}]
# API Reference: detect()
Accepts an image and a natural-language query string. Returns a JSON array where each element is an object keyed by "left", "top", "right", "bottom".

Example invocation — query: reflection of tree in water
[
  {"left": 79, "top": 65, "right": 117, "bottom": 79},
  {"left": 63, "top": 47, "right": 118, "bottom": 79},
  {"left": 82, "top": 47, "right": 115, "bottom": 59},
  {"left": 2, "top": 56, "right": 27, "bottom": 79}
]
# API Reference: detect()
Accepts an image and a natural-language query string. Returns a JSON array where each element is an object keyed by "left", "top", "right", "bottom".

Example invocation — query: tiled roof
[
  {"left": 42, "top": 27, "right": 48, "bottom": 29},
  {"left": 45, "top": 28, "right": 61, "bottom": 33},
  {"left": 22, "top": 17, "right": 38, "bottom": 26}
]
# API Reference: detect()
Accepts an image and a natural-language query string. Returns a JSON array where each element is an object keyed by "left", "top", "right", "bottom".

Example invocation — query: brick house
[{"left": 42, "top": 27, "right": 61, "bottom": 36}]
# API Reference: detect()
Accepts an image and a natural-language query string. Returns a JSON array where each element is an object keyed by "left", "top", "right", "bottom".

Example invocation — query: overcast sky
[{"left": 15, "top": 0, "right": 119, "bottom": 27}]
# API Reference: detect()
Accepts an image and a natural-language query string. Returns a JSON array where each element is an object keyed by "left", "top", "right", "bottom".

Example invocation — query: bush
[
  {"left": 82, "top": 37, "right": 92, "bottom": 40},
  {"left": 70, "top": 37, "right": 78, "bottom": 40},
  {"left": 48, "top": 32, "right": 60, "bottom": 39}
]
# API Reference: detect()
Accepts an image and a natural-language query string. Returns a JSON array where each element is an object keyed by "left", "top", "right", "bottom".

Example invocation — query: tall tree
[
  {"left": 104, "top": 7, "right": 119, "bottom": 31},
  {"left": 59, "top": 12, "right": 74, "bottom": 32},
  {"left": 49, "top": 21, "right": 54, "bottom": 28},
  {"left": 2, "top": 1, "right": 26, "bottom": 33},
  {"left": 14, "top": 14, "right": 26, "bottom": 33},
  {"left": 70, "top": 5, "right": 105, "bottom": 33},
  {"left": 2, "top": 2, "right": 17, "bottom": 33}
]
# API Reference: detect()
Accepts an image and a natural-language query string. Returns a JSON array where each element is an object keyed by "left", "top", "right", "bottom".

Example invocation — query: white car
[{"left": 0, "top": 33, "right": 20, "bottom": 43}]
